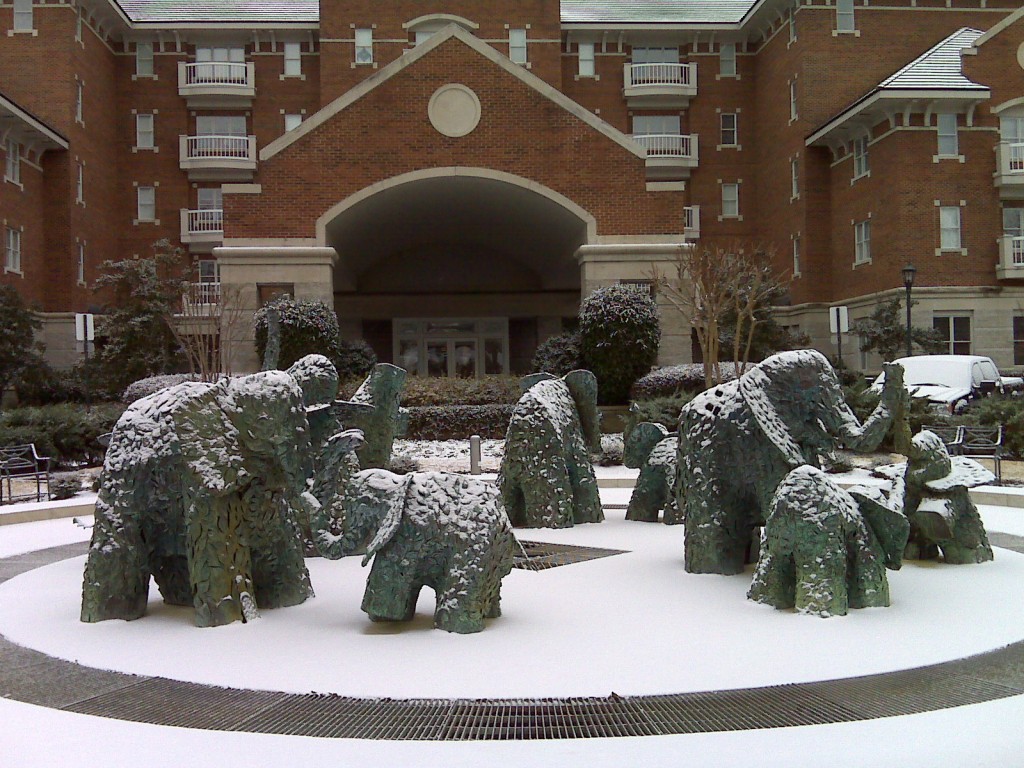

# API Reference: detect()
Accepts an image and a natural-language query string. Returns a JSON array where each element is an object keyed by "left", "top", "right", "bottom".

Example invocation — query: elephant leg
[
  {"left": 567, "top": 441, "right": 603, "bottom": 525},
  {"left": 433, "top": 556, "right": 489, "bottom": 634},
  {"left": 941, "top": 503, "right": 994, "bottom": 565},
  {"left": 80, "top": 496, "right": 150, "bottom": 622},
  {"left": 625, "top": 468, "right": 664, "bottom": 522},
  {"left": 520, "top": 452, "right": 575, "bottom": 528},
  {"left": 362, "top": 555, "right": 420, "bottom": 622},
  {"left": 684, "top": 499, "right": 754, "bottom": 575},
  {"left": 793, "top": 534, "right": 848, "bottom": 617},
  {"left": 151, "top": 555, "right": 191, "bottom": 606},
  {"left": 498, "top": 470, "right": 528, "bottom": 528},
  {"left": 748, "top": 550, "right": 796, "bottom": 609},
  {"left": 252, "top": 508, "right": 314, "bottom": 609},
  {"left": 188, "top": 494, "right": 259, "bottom": 627}
]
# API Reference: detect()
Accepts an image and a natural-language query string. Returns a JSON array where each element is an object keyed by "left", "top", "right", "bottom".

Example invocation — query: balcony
[
  {"left": 633, "top": 133, "right": 699, "bottom": 179},
  {"left": 623, "top": 62, "right": 697, "bottom": 109},
  {"left": 180, "top": 208, "right": 223, "bottom": 253},
  {"left": 684, "top": 205, "right": 700, "bottom": 239},
  {"left": 996, "top": 235, "right": 1024, "bottom": 280},
  {"left": 994, "top": 142, "right": 1024, "bottom": 199},
  {"left": 181, "top": 281, "right": 222, "bottom": 317},
  {"left": 178, "top": 61, "right": 255, "bottom": 108},
  {"left": 179, "top": 135, "right": 257, "bottom": 181}
]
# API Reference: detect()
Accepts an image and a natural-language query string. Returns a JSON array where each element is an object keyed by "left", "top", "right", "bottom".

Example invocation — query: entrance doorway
[{"left": 394, "top": 318, "right": 508, "bottom": 377}]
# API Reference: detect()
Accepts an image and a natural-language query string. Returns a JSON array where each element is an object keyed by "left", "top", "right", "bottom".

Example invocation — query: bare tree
[
  {"left": 652, "top": 240, "right": 789, "bottom": 389},
  {"left": 171, "top": 278, "right": 248, "bottom": 380}
]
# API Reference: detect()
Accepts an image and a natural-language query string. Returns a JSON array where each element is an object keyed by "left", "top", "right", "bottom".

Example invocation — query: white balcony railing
[
  {"left": 181, "top": 281, "right": 221, "bottom": 315},
  {"left": 183, "top": 135, "right": 252, "bottom": 160},
  {"left": 684, "top": 205, "right": 700, "bottom": 235},
  {"left": 186, "top": 208, "right": 223, "bottom": 234},
  {"left": 994, "top": 142, "right": 1024, "bottom": 197},
  {"left": 634, "top": 133, "right": 697, "bottom": 159},
  {"left": 996, "top": 235, "right": 1024, "bottom": 279},
  {"left": 625, "top": 62, "right": 695, "bottom": 89},
  {"left": 184, "top": 61, "right": 249, "bottom": 86}
]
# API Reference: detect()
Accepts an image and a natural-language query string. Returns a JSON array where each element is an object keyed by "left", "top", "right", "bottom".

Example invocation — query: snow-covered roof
[
  {"left": 113, "top": 0, "right": 319, "bottom": 24},
  {"left": 807, "top": 28, "right": 988, "bottom": 148},
  {"left": 560, "top": 1, "right": 757, "bottom": 25}
]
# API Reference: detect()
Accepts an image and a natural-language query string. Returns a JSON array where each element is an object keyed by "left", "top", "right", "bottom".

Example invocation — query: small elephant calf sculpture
[
  {"left": 623, "top": 421, "right": 679, "bottom": 523},
  {"left": 498, "top": 370, "right": 603, "bottom": 528},
  {"left": 748, "top": 465, "right": 909, "bottom": 617},
  {"left": 311, "top": 468, "right": 517, "bottom": 633}
]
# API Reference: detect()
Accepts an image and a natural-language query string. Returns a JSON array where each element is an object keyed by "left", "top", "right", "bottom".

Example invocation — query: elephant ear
[
  {"left": 624, "top": 422, "right": 669, "bottom": 468},
  {"left": 521, "top": 372, "right": 557, "bottom": 392},
  {"left": 171, "top": 381, "right": 246, "bottom": 494},
  {"left": 563, "top": 369, "right": 602, "bottom": 453},
  {"left": 361, "top": 473, "right": 413, "bottom": 566}
]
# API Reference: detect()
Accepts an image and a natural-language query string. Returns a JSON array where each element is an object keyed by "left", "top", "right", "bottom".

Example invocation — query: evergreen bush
[
  {"left": 630, "top": 363, "right": 741, "bottom": 399},
  {"left": 0, "top": 403, "right": 125, "bottom": 469},
  {"left": 370, "top": 375, "right": 521, "bottom": 407},
  {"left": 331, "top": 338, "right": 377, "bottom": 379},
  {"left": 530, "top": 332, "right": 582, "bottom": 376},
  {"left": 0, "top": 284, "right": 44, "bottom": 404},
  {"left": 404, "top": 404, "right": 514, "bottom": 440},
  {"left": 623, "top": 393, "right": 695, "bottom": 441},
  {"left": 49, "top": 472, "right": 84, "bottom": 500},
  {"left": 122, "top": 373, "right": 203, "bottom": 404},
  {"left": 579, "top": 285, "right": 661, "bottom": 405},
  {"left": 253, "top": 296, "right": 341, "bottom": 370}
]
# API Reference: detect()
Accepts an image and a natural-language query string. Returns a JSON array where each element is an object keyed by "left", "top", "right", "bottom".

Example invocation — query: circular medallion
[
  {"left": 428, "top": 84, "right": 481, "bottom": 138},
  {"left": 1018, "top": 42, "right": 1024, "bottom": 69}
]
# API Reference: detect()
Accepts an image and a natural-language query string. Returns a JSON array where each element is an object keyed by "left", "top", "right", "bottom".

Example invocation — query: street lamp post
[{"left": 902, "top": 263, "right": 916, "bottom": 358}]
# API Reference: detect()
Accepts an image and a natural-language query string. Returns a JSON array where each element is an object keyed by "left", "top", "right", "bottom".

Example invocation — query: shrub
[
  {"left": 579, "top": 285, "right": 661, "bottom": 405},
  {"left": 122, "top": 373, "right": 201, "bottom": 404},
  {"left": 0, "top": 284, "right": 44, "bottom": 402},
  {"left": 530, "top": 332, "right": 582, "bottom": 376},
  {"left": 0, "top": 404, "right": 125, "bottom": 469},
  {"left": 631, "top": 363, "right": 741, "bottom": 399},
  {"left": 14, "top": 358, "right": 87, "bottom": 406},
  {"left": 624, "top": 393, "right": 695, "bottom": 441},
  {"left": 391, "top": 376, "right": 522, "bottom": 407},
  {"left": 386, "top": 453, "right": 422, "bottom": 474},
  {"left": 49, "top": 472, "right": 84, "bottom": 500},
  {"left": 331, "top": 338, "right": 377, "bottom": 379},
  {"left": 404, "top": 405, "right": 514, "bottom": 440},
  {"left": 958, "top": 395, "right": 1024, "bottom": 459},
  {"left": 254, "top": 296, "right": 341, "bottom": 370},
  {"left": 596, "top": 434, "right": 624, "bottom": 466},
  {"left": 843, "top": 382, "right": 946, "bottom": 453}
]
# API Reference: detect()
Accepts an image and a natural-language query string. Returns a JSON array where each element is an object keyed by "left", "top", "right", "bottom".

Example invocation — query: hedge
[
  {"left": 404, "top": 405, "right": 514, "bottom": 440},
  {"left": 0, "top": 403, "right": 125, "bottom": 469},
  {"left": 631, "top": 363, "right": 742, "bottom": 399}
]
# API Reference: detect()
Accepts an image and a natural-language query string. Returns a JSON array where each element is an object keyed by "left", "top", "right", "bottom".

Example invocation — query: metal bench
[
  {"left": 922, "top": 425, "right": 964, "bottom": 454},
  {"left": 959, "top": 426, "right": 1003, "bottom": 486},
  {"left": 0, "top": 443, "right": 51, "bottom": 503}
]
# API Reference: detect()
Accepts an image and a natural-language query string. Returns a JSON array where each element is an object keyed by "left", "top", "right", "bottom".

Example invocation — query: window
[
  {"left": 77, "top": 242, "right": 85, "bottom": 284},
  {"left": 284, "top": 42, "right": 301, "bottom": 76},
  {"left": 937, "top": 114, "right": 958, "bottom": 156},
  {"left": 852, "top": 136, "right": 869, "bottom": 178},
  {"left": 76, "top": 163, "right": 84, "bottom": 204},
  {"left": 76, "top": 80, "right": 84, "bottom": 124},
  {"left": 414, "top": 30, "right": 434, "bottom": 46},
  {"left": 940, "top": 206, "right": 962, "bottom": 251},
  {"left": 354, "top": 29, "right": 373, "bottom": 64},
  {"left": 196, "top": 47, "right": 245, "bottom": 82},
  {"left": 721, "top": 183, "right": 739, "bottom": 218},
  {"left": 5, "top": 140, "right": 20, "bottom": 184},
  {"left": 720, "top": 113, "right": 737, "bottom": 146},
  {"left": 136, "top": 113, "right": 154, "bottom": 149},
  {"left": 197, "top": 188, "right": 222, "bottom": 211},
  {"left": 578, "top": 42, "right": 595, "bottom": 77},
  {"left": 509, "top": 29, "right": 527, "bottom": 65},
  {"left": 196, "top": 115, "right": 246, "bottom": 136},
  {"left": 1004, "top": 207, "right": 1024, "bottom": 237},
  {"left": 788, "top": 10, "right": 797, "bottom": 44},
  {"left": 1014, "top": 316, "right": 1024, "bottom": 366},
  {"left": 13, "top": 0, "right": 32, "bottom": 32},
  {"left": 631, "top": 47, "right": 678, "bottom": 65},
  {"left": 632, "top": 115, "right": 680, "bottom": 136},
  {"left": 791, "top": 157, "right": 799, "bottom": 198},
  {"left": 933, "top": 315, "right": 971, "bottom": 355},
  {"left": 1001, "top": 116, "right": 1024, "bottom": 143},
  {"left": 789, "top": 80, "right": 798, "bottom": 121},
  {"left": 136, "top": 42, "right": 154, "bottom": 77},
  {"left": 793, "top": 236, "right": 801, "bottom": 276},
  {"left": 137, "top": 186, "right": 156, "bottom": 222},
  {"left": 284, "top": 113, "right": 303, "bottom": 132},
  {"left": 198, "top": 259, "right": 220, "bottom": 284},
  {"left": 854, "top": 220, "right": 871, "bottom": 264},
  {"left": 5, "top": 227, "right": 21, "bottom": 272},
  {"left": 719, "top": 43, "right": 736, "bottom": 77},
  {"left": 837, "top": 0, "right": 855, "bottom": 32}
]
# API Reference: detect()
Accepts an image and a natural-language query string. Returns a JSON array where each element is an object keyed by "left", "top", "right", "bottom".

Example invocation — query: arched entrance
[{"left": 319, "top": 169, "right": 594, "bottom": 376}]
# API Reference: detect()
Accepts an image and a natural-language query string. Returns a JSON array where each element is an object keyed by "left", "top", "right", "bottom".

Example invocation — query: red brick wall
[
  {"left": 227, "top": 36, "right": 684, "bottom": 239},
  {"left": 0, "top": 148, "right": 49, "bottom": 306}
]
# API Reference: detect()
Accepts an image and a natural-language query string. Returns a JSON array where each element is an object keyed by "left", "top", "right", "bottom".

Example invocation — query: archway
[{"left": 319, "top": 169, "right": 594, "bottom": 375}]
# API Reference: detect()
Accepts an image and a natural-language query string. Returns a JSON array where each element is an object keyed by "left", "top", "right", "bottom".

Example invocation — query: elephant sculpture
[
  {"left": 678, "top": 350, "right": 907, "bottom": 575},
  {"left": 81, "top": 355, "right": 340, "bottom": 628},
  {"left": 623, "top": 421, "right": 679, "bottom": 523},
  {"left": 335, "top": 363, "right": 409, "bottom": 469},
  {"left": 874, "top": 430, "right": 994, "bottom": 565},
  {"left": 748, "top": 466, "right": 910, "bottom": 617},
  {"left": 309, "top": 467, "right": 517, "bottom": 633},
  {"left": 498, "top": 370, "right": 603, "bottom": 528}
]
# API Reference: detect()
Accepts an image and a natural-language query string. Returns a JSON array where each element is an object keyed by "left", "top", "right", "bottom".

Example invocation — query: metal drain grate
[
  {"left": 514, "top": 540, "right": 628, "bottom": 571},
  {"left": 443, "top": 697, "right": 658, "bottom": 740}
]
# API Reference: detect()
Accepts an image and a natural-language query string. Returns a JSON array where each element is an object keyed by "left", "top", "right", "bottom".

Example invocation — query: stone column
[
  {"left": 213, "top": 245, "right": 338, "bottom": 373},
  {"left": 576, "top": 240, "right": 693, "bottom": 366}
]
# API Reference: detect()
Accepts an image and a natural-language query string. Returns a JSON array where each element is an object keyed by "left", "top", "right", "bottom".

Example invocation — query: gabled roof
[
  {"left": 807, "top": 28, "right": 988, "bottom": 147},
  {"left": 114, "top": 0, "right": 319, "bottom": 24},
  {"left": 560, "top": 1, "right": 757, "bottom": 25}
]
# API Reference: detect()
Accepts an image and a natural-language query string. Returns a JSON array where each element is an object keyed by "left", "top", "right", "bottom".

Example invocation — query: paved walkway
[{"left": 3, "top": 539, "right": 1024, "bottom": 741}]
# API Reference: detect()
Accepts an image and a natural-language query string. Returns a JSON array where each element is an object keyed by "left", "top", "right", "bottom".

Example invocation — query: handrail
[
  {"left": 184, "top": 61, "right": 249, "bottom": 86},
  {"left": 625, "top": 62, "right": 695, "bottom": 88},
  {"left": 184, "top": 135, "right": 252, "bottom": 160},
  {"left": 633, "top": 133, "right": 696, "bottom": 158},
  {"left": 186, "top": 209, "right": 224, "bottom": 234}
]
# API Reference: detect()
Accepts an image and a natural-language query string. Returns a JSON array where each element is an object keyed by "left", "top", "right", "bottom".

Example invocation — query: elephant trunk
[
  {"left": 307, "top": 430, "right": 371, "bottom": 560},
  {"left": 834, "top": 363, "right": 906, "bottom": 453}
]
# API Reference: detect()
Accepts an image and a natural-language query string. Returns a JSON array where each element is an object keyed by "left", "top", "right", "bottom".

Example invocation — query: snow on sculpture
[
  {"left": 81, "top": 355, "right": 340, "bottom": 628},
  {"left": 334, "top": 363, "right": 409, "bottom": 470},
  {"left": 309, "top": 469, "right": 516, "bottom": 633},
  {"left": 678, "top": 350, "right": 907, "bottom": 575},
  {"left": 874, "top": 429, "right": 994, "bottom": 565},
  {"left": 623, "top": 421, "right": 680, "bottom": 523},
  {"left": 747, "top": 466, "right": 910, "bottom": 617},
  {"left": 498, "top": 370, "right": 603, "bottom": 528}
]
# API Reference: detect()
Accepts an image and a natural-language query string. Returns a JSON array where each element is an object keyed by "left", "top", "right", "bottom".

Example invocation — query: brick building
[{"left": 2, "top": 0, "right": 1024, "bottom": 375}]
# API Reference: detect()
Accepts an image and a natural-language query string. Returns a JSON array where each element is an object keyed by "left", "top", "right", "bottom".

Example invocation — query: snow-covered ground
[{"left": 2, "top": 487, "right": 1024, "bottom": 765}]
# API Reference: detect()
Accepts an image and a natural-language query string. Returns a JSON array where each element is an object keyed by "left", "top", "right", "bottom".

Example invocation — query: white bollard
[{"left": 470, "top": 435, "right": 482, "bottom": 475}]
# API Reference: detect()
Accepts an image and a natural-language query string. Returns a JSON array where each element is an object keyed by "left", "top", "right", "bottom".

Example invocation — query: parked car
[{"left": 870, "top": 355, "right": 1024, "bottom": 414}]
